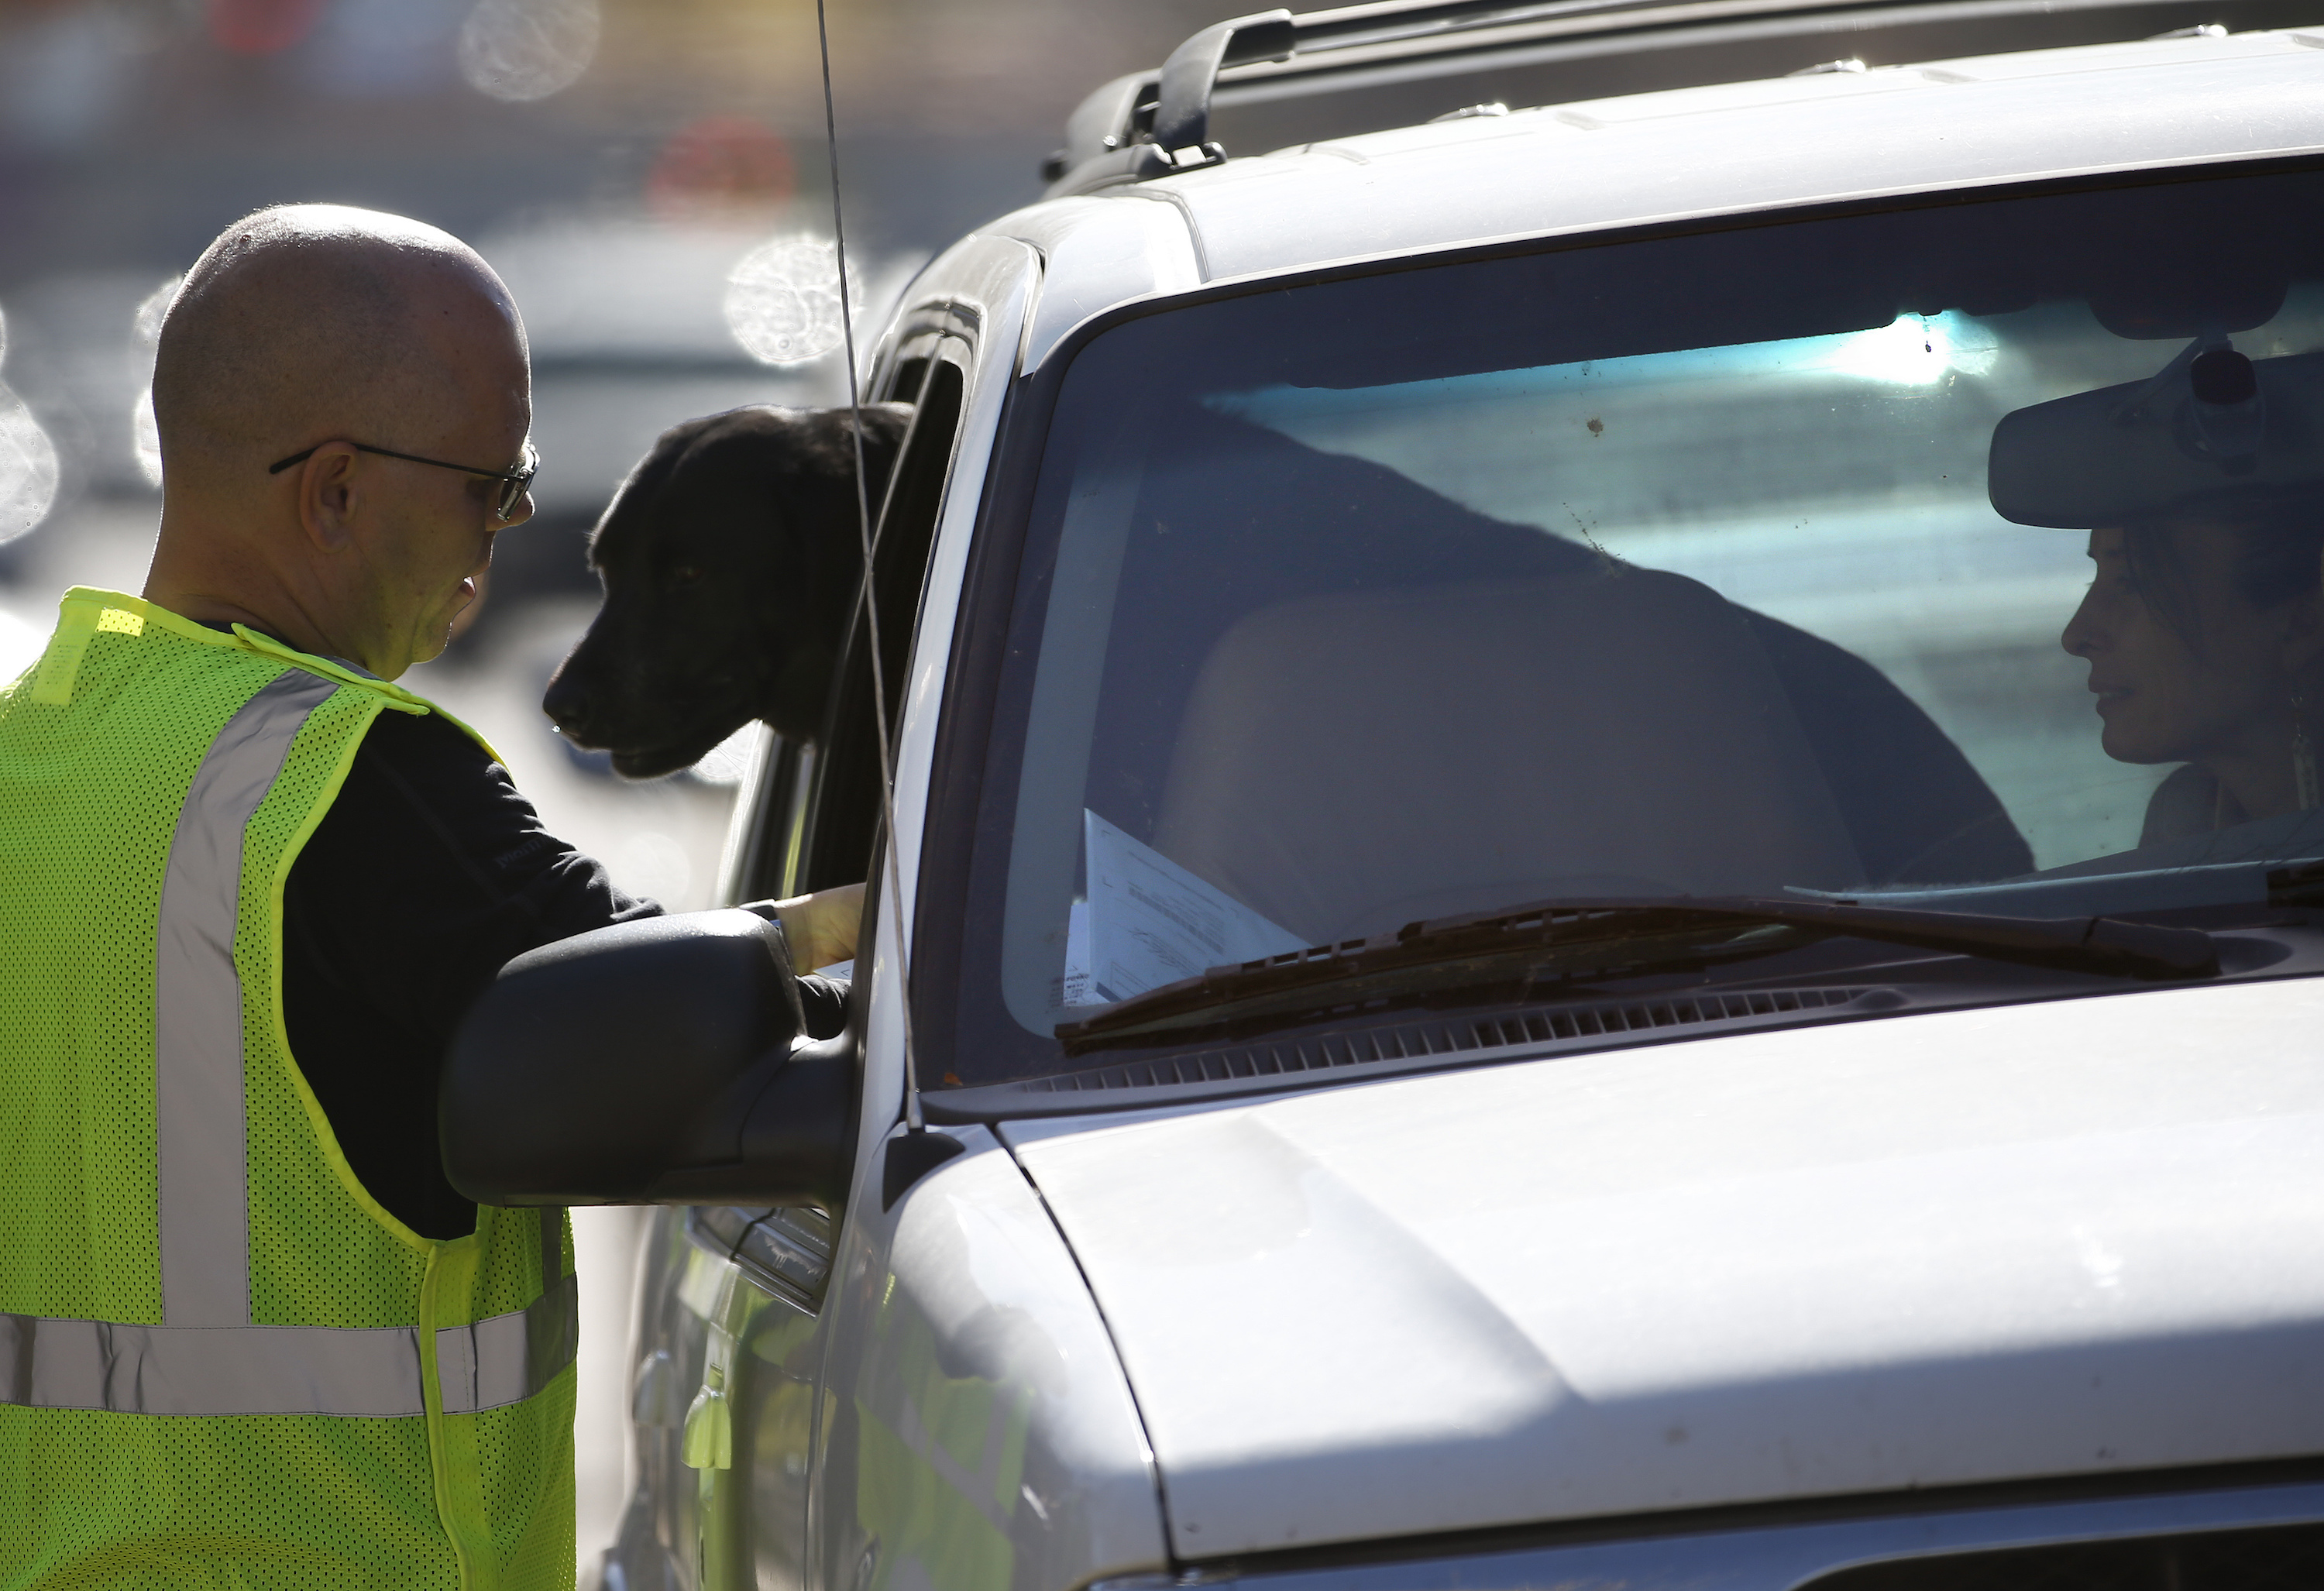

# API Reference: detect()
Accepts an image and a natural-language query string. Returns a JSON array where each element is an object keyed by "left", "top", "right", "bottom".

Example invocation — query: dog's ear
[
  {"left": 799, "top": 401, "right": 914, "bottom": 509},
  {"left": 586, "top": 408, "right": 759, "bottom": 569}
]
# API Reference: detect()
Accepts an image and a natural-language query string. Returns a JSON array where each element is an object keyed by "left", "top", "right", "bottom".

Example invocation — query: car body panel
[
  {"left": 878, "top": 233, "right": 1037, "bottom": 950},
  {"left": 809, "top": 1127, "right": 1169, "bottom": 1591},
  {"left": 794, "top": 233, "right": 1174, "bottom": 1591},
  {"left": 854, "top": 232, "right": 1036, "bottom": 1185},
  {"left": 1002, "top": 197, "right": 1202, "bottom": 376},
  {"left": 1003, "top": 976, "right": 2324, "bottom": 1558},
  {"left": 1226, "top": 1478, "right": 2324, "bottom": 1591},
  {"left": 999, "top": 29, "right": 2324, "bottom": 372}
]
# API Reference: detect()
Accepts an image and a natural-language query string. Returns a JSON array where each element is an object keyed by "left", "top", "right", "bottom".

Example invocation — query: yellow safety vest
[{"left": 0, "top": 589, "right": 576, "bottom": 1589}]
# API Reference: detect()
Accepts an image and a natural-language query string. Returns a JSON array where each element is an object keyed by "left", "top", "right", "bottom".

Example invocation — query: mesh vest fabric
[{"left": 0, "top": 590, "right": 576, "bottom": 1591}]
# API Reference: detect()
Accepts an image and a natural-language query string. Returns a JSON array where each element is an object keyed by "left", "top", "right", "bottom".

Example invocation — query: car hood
[{"left": 1001, "top": 978, "right": 2324, "bottom": 1558}]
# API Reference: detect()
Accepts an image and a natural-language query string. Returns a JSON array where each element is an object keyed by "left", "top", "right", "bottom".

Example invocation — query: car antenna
[{"left": 816, "top": 0, "right": 937, "bottom": 1148}]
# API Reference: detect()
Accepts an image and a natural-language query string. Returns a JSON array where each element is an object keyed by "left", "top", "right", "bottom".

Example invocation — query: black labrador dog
[{"left": 544, "top": 404, "right": 910, "bottom": 778}]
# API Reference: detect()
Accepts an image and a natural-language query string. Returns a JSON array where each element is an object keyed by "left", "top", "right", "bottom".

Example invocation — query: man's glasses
[{"left": 268, "top": 439, "right": 539, "bottom": 523}]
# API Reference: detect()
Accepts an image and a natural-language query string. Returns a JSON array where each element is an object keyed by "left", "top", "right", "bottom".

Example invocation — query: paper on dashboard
[{"left": 1062, "top": 809, "right": 1308, "bottom": 1006}]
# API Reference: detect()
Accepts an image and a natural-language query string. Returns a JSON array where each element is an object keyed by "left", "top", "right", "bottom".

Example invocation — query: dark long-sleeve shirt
[
  {"left": 281, "top": 707, "right": 655, "bottom": 1238},
  {"left": 279, "top": 705, "right": 841, "bottom": 1239}
]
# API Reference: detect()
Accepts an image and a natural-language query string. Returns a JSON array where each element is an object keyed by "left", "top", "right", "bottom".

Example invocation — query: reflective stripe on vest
[
  {"left": 0, "top": 1279, "right": 579, "bottom": 1417},
  {"left": 435, "top": 1271, "right": 579, "bottom": 1416},
  {"left": 0, "top": 661, "right": 578, "bottom": 1419},
  {"left": 156, "top": 668, "right": 336, "bottom": 1327}
]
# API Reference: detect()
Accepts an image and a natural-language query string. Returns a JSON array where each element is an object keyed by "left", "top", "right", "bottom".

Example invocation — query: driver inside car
[
  {"left": 1992, "top": 338, "right": 2324, "bottom": 854},
  {"left": 2061, "top": 509, "right": 2324, "bottom": 843}
]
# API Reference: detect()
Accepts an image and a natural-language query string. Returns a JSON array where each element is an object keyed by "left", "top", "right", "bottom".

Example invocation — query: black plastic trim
[
  {"left": 1168, "top": 1461, "right": 2324, "bottom": 1582},
  {"left": 1047, "top": 0, "right": 2314, "bottom": 194}
]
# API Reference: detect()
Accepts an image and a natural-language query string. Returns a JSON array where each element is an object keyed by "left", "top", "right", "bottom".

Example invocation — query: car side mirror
[{"left": 440, "top": 909, "right": 857, "bottom": 1208}]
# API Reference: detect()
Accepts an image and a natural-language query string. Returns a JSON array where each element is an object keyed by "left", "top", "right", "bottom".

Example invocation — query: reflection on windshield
[{"left": 942, "top": 168, "right": 2324, "bottom": 1085}]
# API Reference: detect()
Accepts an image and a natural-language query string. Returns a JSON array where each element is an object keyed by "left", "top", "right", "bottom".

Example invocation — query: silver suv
[{"left": 448, "top": 2, "right": 2324, "bottom": 1586}]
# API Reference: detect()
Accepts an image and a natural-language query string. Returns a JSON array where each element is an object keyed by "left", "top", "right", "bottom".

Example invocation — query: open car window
[
  {"left": 723, "top": 334, "right": 971, "bottom": 912},
  {"left": 937, "top": 165, "right": 2324, "bottom": 1087}
]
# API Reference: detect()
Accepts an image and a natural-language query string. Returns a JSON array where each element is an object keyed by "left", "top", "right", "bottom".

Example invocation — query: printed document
[{"left": 1061, "top": 810, "right": 1308, "bottom": 1006}]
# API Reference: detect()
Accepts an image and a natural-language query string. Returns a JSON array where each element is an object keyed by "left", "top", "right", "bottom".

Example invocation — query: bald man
[{"left": 0, "top": 204, "right": 853, "bottom": 1586}]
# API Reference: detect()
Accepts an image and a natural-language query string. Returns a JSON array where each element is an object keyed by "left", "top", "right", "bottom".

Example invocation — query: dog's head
[{"left": 543, "top": 402, "right": 912, "bottom": 778}]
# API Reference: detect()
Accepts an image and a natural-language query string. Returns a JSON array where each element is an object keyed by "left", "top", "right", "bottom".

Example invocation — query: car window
[
  {"left": 939, "top": 164, "right": 2324, "bottom": 1085},
  {"left": 725, "top": 339, "right": 970, "bottom": 905},
  {"left": 798, "top": 342, "right": 969, "bottom": 894}
]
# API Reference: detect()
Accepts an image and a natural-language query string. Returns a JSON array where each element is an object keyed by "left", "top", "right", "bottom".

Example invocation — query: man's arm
[
  {"left": 280, "top": 709, "right": 665, "bottom": 1236},
  {"left": 280, "top": 707, "right": 858, "bottom": 1237}
]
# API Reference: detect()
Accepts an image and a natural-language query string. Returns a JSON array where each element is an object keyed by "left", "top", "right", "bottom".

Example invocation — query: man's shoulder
[
  {"left": 304, "top": 686, "right": 652, "bottom": 921},
  {"left": 336, "top": 703, "right": 531, "bottom": 843},
  {"left": 357, "top": 699, "right": 497, "bottom": 771}
]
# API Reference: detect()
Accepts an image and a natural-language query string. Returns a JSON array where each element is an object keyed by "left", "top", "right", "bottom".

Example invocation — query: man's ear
[{"left": 295, "top": 442, "right": 364, "bottom": 552}]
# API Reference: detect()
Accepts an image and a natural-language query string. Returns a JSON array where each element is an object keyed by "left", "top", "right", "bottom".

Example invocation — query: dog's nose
[{"left": 542, "top": 672, "right": 596, "bottom": 741}]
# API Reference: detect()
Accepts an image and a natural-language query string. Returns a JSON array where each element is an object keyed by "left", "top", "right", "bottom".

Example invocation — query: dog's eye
[{"left": 666, "top": 563, "right": 703, "bottom": 589}]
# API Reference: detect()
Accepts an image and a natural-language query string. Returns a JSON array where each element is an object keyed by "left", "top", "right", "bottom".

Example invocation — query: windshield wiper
[{"left": 1054, "top": 893, "right": 2219, "bottom": 1053}]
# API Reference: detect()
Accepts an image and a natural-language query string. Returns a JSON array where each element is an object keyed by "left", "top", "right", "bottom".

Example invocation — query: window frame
[{"left": 720, "top": 324, "right": 977, "bottom": 912}]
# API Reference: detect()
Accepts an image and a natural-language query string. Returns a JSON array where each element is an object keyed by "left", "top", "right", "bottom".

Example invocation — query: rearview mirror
[
  {"left": 1989, "top": 345, "right": 2324, "bottom": 528},
  {"left": 440, "top": 909, "right": 857, "bottom": 1208}
]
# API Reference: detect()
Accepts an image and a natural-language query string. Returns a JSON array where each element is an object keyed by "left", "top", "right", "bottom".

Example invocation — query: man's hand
[{"left": 768, "top": 881, "right": 865, "bottom": 973}]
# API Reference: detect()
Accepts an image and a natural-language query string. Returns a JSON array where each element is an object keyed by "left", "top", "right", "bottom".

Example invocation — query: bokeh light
[
  {"left": 0, "top": 307, "right": 60, "bottom": 546},
  {"left": 724, "top": 235, "right": 861, "bottom": 366},
  {"left": 458, "top": 0, "right": 600, "bottom": 103},
  {"left": 0, "top": 405, "right": 60, "bottom": 545},
  {"left": 206, "top": 0, "right": 326, "bottom": 56},
  {"left": 646, "top": 117, "right": 796, "bottom": 227}
]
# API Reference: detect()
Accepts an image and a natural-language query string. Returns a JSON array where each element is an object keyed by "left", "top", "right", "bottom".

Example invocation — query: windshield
[{"left": 934, "top": 166, "right": 2324, "bottom": 1088}]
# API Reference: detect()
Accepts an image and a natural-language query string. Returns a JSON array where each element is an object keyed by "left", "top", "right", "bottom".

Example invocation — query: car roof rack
[{"left": 1040, "top": 0, "right": 2276, "bottom": 194}]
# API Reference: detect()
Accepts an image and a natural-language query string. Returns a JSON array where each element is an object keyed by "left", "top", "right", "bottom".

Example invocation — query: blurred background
[{"left": 0, "top": 0, "right": 1223, "bottom": 1566}]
